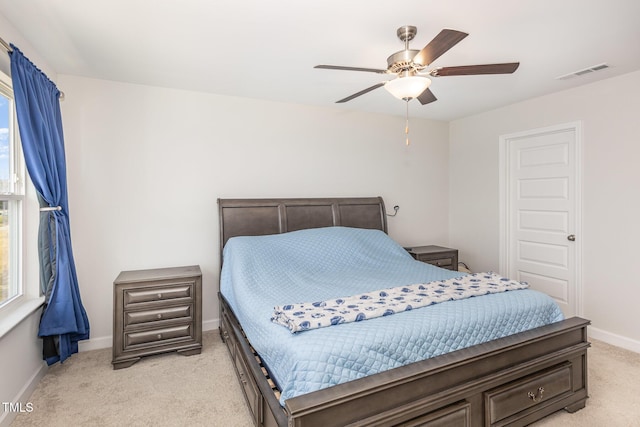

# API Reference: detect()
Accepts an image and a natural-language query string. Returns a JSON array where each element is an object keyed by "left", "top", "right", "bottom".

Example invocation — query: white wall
[
  {"left": 449, "top": 70, "right": 640, "bottom": 351},
  {"left": 0, "top": 311, "right": 44, "bottom": 426},
  {"left": 57, "top": 75, "right": 452, "bottom": 348}
]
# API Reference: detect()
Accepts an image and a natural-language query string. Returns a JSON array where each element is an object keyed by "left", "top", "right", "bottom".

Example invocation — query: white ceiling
[{"left": 1, "top": 0, "right": 639, "bottom": 121}]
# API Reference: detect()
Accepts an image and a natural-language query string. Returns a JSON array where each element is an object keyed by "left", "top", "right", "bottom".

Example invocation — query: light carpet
[{"left": 10, "top": 332, "right": 640, "bottom": 426}]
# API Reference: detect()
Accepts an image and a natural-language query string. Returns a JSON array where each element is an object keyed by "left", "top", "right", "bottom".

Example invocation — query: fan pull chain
[{"left": 405, "top": 100, "right": 410, "bottom": 146}]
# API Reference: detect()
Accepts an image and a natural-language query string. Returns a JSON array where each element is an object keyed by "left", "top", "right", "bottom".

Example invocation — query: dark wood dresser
[
  {"left": 406, "top": 245, "right": 459, "bottom": 271},
  {"left": 112, "top": 265, "right": 202, "bottom": 369}
]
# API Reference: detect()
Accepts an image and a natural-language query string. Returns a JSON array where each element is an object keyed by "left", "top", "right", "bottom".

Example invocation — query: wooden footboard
[{"left": 219, "top": 293, "right": 589, "bottom": 427}]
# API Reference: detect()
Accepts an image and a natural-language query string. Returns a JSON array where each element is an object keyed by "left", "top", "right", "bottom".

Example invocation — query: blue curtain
[{"left": 9, "top": 45, "right": 89, "bottom": 365}]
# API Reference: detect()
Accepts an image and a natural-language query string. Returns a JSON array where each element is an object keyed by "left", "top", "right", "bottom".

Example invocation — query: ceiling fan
[{"left": 315, "top": 26, "right": 520, "bottom": 105}]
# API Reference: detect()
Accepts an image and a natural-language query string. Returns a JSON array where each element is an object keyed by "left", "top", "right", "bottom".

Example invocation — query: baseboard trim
[
  {"left": 78, "top": 334, "right": 112, "bottom": 352},
  {"left": 77, "top": 318, "right": 222, "bottom": 352},
  {"left": 589, "top": 326, "right": 640, "bottom": 354},
  {"left": 203, "top": 318, "right": 219, "bottom": 332},
  {"left": 0, "top": 361, "right": 47, "bottom": 427}
]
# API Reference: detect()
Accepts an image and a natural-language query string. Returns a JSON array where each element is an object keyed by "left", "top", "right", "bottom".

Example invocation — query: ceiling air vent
[{"left": 556, "top": 63, "right": 610, "bottom": 80}]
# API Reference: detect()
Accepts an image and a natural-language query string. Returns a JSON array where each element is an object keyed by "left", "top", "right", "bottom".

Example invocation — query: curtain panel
[{"left": 9, "top": 45, "right": 89, "bottom": 365}]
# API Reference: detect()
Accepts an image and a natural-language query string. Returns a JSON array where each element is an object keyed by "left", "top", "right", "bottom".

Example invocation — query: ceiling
[{"left": 1, "top": 0, "right": 639, "bottom": 121}]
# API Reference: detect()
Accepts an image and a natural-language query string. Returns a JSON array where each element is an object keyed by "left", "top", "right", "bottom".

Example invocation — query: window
[{"left": 0, "top": 70, "right": 24, "bottom": 309}]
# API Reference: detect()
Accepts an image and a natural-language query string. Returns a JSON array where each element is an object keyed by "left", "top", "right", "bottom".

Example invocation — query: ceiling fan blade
[
  {"left": 336, "top": 83, "right": 385, "bottom": 103},
  {"left": 412, "top": 29, "right": 468, "bottom": 67},
  {"left": 315, "top": 65, "right": 388, "bottom": 74},
  {"left": 417, "top": 88, "right": 437, "bottom": 105},
  {"left": 432, "top": 62, "right": 520, "bottom": 76}
]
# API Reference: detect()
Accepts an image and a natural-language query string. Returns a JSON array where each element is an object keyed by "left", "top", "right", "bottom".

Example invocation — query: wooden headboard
[{"left": 218, "top": 197, "right": 387, "bottom": 252}]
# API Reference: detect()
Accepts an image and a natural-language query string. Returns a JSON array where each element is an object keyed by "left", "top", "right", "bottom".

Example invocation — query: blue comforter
[{"left": 220, "top": 226, "right": 564, "bottom": 405}]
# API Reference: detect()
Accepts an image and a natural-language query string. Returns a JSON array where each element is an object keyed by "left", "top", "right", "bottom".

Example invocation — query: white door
[{"left": 499, "top": 122, "right": 581, "bottom": 317}]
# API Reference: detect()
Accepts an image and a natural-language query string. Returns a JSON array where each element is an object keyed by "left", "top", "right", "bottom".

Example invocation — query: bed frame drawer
[
  {"left": 399, "top": 401, "right": 470, "bottom": 427},
  {"left": 221, "top": 301, "right": 266, "bottom": 426},
  {"left": 235, "top": 349, "right": 262, "bottom": 422},
  {"left": 220, "top": 309, "right": 236, "bottom": 357},
  {"left": 485, "top": 362, "right": 573, "bottom": 426},
  {"left": 351, "top": 400, "right": 471, "bottom": 427}
]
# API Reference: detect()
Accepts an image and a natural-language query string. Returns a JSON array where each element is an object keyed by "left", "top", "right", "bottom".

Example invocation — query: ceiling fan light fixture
[{"left": 384, "top": 75, "right": 432, "bottom": 100}]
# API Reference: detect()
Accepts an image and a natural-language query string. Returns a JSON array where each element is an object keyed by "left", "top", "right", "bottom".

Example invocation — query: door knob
[{"left": 567, "top": 234, "right": 576, "bottom": 241}]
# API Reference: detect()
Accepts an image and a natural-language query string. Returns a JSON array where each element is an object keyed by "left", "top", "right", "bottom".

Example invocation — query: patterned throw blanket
[{"left": 272, "top": 272, "right": 528, "bottom": 333}]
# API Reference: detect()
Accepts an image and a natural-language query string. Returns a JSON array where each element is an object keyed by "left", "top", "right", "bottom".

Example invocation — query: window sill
[{"left": 0, "top": 296, "right": 45, "bottom": 340}]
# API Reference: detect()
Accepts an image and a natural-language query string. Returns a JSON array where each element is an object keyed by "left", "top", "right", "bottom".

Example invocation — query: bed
[{"left": 217, "top": 197, "right": 589, "bottom": 427}]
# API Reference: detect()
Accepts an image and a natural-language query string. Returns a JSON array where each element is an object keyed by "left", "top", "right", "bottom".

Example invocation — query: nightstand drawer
[
  {"left": 124, "top": 304, "right": 192, "bottom": 327},
  {"left": 125, "top": 324, "right": 193, "bottom": 347},
  {"left": 407, "top": 246, "right": 459, "bottom": 271},
  {"left": 124, "top": 283, "right": 193, "bottom": 306},
  {"left": 421, "top": 257, "right": 454, "bottom": 268}
]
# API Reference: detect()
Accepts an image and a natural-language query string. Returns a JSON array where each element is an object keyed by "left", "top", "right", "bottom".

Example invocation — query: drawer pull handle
[
  {"left": 527, "top": 387, "right": 545, "bottom": 402},
  {"left": 222, "top": 331, "right": 229, "bottom": 341},
  {"left": 157, "top": 334, "right": 163, "bottom": 340},
  {"left": 157, "top": 293, "right": 163, "bottom": 299},
  {"left": 239, "top": 371, "right": 247, "bottom": 385},
  {"left": 156, "top": 314, "right": 162, "bottom": 319}
]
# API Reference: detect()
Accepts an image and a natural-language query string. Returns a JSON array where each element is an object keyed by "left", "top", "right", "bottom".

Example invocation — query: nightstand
[
  {"left": 406, "top": 245, "right": 459, "bottom": 271},
  {"left": 112, "top": 265, "right": 202, "bottom": 369}
]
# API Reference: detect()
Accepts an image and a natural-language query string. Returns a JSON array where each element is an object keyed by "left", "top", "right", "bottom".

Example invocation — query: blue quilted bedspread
[{"left": 220, "top": 227, "right": 564, "bottom": 405}]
